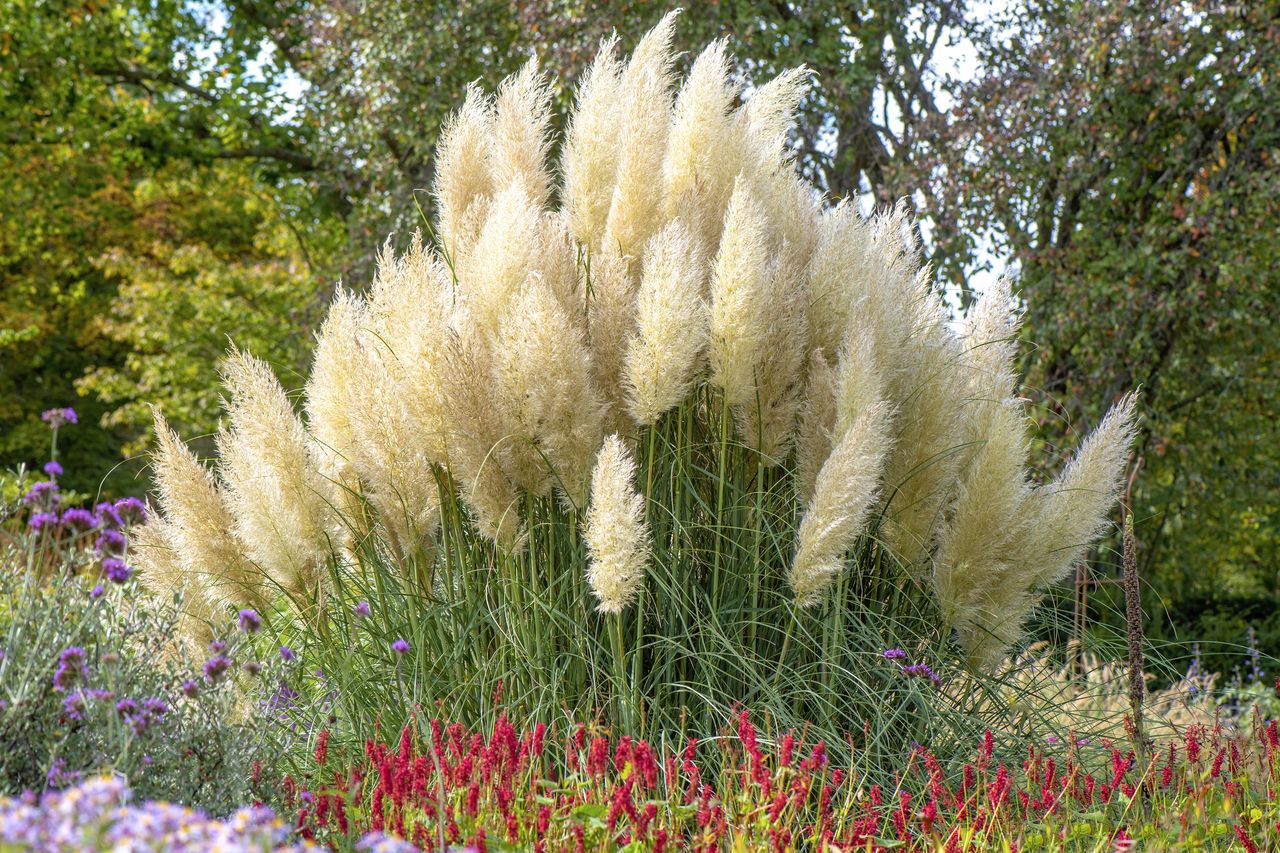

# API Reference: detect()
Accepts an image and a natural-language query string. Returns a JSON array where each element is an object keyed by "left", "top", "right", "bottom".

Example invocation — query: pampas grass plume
[
  {"left": 584, "top": 434, "right": 651, "bottom": 613},
  {"left": 433, "top": 83, "right": 494, "bottom": 262},
  {"left": 217, "top": 347, "right": 335, "bottom": 596},
  {"left": 790, "top": 403, "right": 891, "bottom": 606},
  {"left": 708, "top": 179, "right": 772, "bottom": 408},
  {"left": 150, "top": 409, "right": 262, "bottom": 609},
  {"left": 624, "top": 220, "right": 708, "bottom": 425}
]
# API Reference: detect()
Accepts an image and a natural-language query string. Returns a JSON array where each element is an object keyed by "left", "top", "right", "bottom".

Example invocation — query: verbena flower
[
  {"left": 354, "top": 601, "right": 372, "bottom": 618},
  {"left": 60, "top": 507, "right": 95, "bottom": 530},
  {"left": 93, "top": 501, "right": 123, "bottom": 529},
  {"left": 204, "top": 655, "right": 232, "bottom": 683},
  {"left": 22, "top": 481, "right": 58, "bottom": 506},
  {"left": 208, "top": 639, "right": 228, "bottom": 654},
  {"left": 40, "top": 407, "right": 77, "bottom": 427},
  {"left": 52, "top": 647, "right": 88, "bottom": 692},
  {"left": 181, "top": 680, "right": 200, "bottom": 699},
  {"left": 62, "top": 691, "right": 87, "bottom": 721},
  {"left": 43, "top": 460, "right": 63, "bottom": 477},
  {"left": 391, "top": 639, "right": 410, "bottom": 654},
  {"left": 237, "top": 609, "right": 261, "bottom": 633},
  {"left": 279, "top": 646, "right": 296, "bottom": 663},
  {"left": 102, "top": 557, "right": 132, "bottom": 584},
  {"left": 29, "top": 511, "right": 59, "bottom": 530},
  {"left": 89, "top": 585, "right": 105, "bottom": 599},
  {"left": 95, "top": 529, "right": 127, "bottom": 555},
  {"left": 44, "top": 757, "right": 81, "bottom": 789},
  {"left": 111, "top": 496, "right": 147, "bottom": 525},
  {"left": 881, "top": 649, "right": 907, "bottom": 661}
]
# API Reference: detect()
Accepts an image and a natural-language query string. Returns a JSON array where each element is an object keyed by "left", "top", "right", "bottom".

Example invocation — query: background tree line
[{"left": 2, "top": 0, "right": 1276, "bottom": 667}]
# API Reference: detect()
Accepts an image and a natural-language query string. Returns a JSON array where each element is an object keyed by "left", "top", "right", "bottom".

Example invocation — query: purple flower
[
  {"left": 41, "top": 407, "right": 78, "bottom": 428},
  {"left": 29, "top": 511, "right": 59, "bottom": 530},
  {"left": 63, "top": 691, "right": 87, "bottom": 721},
  {"left": 881, "top": 648, "right": 908, "bottom": 661},
  {"left": 94, "top": 501, "right": 122, "bottom": 530},
  {"left": 391, "top": 639, "right": 410, "bottom": 654},
  {"left": 354, "top": 601, "right": 371, "bottom": 618},
  {"left": 208, "top": 639, "right": 228, "bottom": 654},
  {"left": 43, "top": 460, "right": 63, "bottom": 477},
  {"left": 115, "top": 698, "right": 139, "bottom": 718},
  {"left": 181, "top": 679, "right": 200, "bottom": 698},
  {"left": 45, "top": 757, "right": 81, "bottom": 789},
  {"left": 22, "top": 480, "right": 59, "bottom": 506},
  {"left": 900, "top": 662, "right": 943, "bottom": 687},
  {"left": 89, "top": 584, "right": 105, "bottom": 599},
  {"left": 60, "top": 507, "right": 95, "bottom": 530},
  {"left": 52, "top": 647, "right": 88, "bottom": 692},
  {"left": 95, "top": 528, "right": 127, "bottom": 555},
  {"left": 112, "top": 496, "right": 147, "bottom": 525},
  {"left": 279, "top": 646, "right": 296, "bottom": 662},
  {"left": 204, "top": 655, "right": 232, "bottom": 683},
  {"left": 102, "top": 557, "right": 132, "bottom": 584},
  {"left": 237, "top": 609, "right": 262, "bottom": 634}
]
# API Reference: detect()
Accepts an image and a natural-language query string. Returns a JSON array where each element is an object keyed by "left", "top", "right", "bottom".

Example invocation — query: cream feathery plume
[
  {"left": 806, "top": 201, "right": 872, "bottom": 361},
  {"left": 217, "top": 347, "right": 335, "bottom": 597},
  {"left": 953, "top": 394, "right": 1139, "bottom": 670},
  {"left": 601, "top": 10, "right": 679, "bottom": 266},
  {"left": 934, "top": 279, "right": 1031, "bottom": 608},
  {"left": 708, "top": 179, "right": 772, "bottom": 409},
  {"left": 489, "top": 57, "right": 554, "bottom": 208},
  {"left": 305, "top": 288, "right": 368, "bottom": 530},
  {"left": 130, "top": 514, "right": 218, "bottom": 649},
  {"left": 878, "top": 257, "right": 969, "bottom": 568},
  {"left": 150, "top": 409, "right": 262, "bottom": 609},
  {"left": 1023, "top": 393, "right": 1140, "bottom": 585},
  {"left": 663, "top": 39, "right": 740, "bottom": 258},
  {"left": 733, "top": 242, "right": 810, "bottom": 463},
  {"left": 493, "top": 273, "right": 608, "bottom": 506},
  {"left": 537, "top": 211, "right": 588, "bottom": 334},
  {"left": 789, "top": 402, "right": 892, "bottom": 606},
  {"left": 562, "top": 33, "right": 624, "bottom": 252},
  {"left": 438, "top": 323, "right": 525, "bottom": 549},
  {"left": 584, "top": 434, "right": 651, "bottom": 613},
  {"left": 345, "top": 239, "right": 448, "bottom": 554},
  {"left": 457, "top": 180, "right": 542, "bottom": 344},
  {"left": 739, "top": 67, "right": 811, "bottom": 175},
  {"left": 959, "top": 277, "right": 1022, "bottom": 400},
  {"left": 433, "top": 83, "right": 494, "bottom": 263},
  {"left": 586, "top": 246, "right": 641, "bottom": 434},
  {"left": 794, "top": 350, "right": 836, "bottom": 506},
  {"left": 623, "top": 219, "right": 708, "bottom": 425},
  {"left": 833, "top": 334, "right": 887, "bottom": 442}
]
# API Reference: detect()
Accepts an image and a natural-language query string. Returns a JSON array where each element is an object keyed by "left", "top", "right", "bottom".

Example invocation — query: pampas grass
[{"left": 142, "top": 18, "right": 1139, "bottom": 758}]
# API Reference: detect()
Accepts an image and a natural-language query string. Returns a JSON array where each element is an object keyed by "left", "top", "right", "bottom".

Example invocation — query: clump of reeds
[{"left": 133, "top": 14, "right": 1137, "bottom": 748}]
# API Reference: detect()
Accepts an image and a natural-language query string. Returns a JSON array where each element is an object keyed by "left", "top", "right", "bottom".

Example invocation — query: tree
[{"left": 0, "top": 0, "right": 337, "bottom": 491}]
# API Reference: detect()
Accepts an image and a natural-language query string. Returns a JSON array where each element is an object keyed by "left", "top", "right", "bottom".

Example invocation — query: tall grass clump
[{"left": 136, "top": 16, "right": 1138, "bottom": 766}]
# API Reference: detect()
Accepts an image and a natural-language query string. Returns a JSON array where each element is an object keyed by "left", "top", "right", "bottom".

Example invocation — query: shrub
[
  {"left": 0, "top": 431, "right": 296, "bottom": 814},
  {"left": 136, "top": 18, "right": 1137, "bottom": 758}
]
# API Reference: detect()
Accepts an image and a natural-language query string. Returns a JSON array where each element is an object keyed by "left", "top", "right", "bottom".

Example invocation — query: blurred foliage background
[{"left": 1, "top": 0, "right": 1276, "bottom": 668}]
